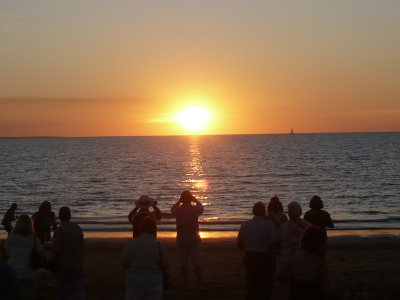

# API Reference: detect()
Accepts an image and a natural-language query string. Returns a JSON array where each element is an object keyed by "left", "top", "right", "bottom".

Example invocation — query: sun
[{"left": 176, "top": 107, "right": 210, "bottom": 131}]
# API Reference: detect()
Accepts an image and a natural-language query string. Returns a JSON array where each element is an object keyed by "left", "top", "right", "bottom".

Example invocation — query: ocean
[{"left": 1, "top": 133, "right": 399, "bottom": 233}]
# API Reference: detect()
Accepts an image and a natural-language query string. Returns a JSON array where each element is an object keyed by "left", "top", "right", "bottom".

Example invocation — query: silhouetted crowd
[{"left": 1, "top": 192, "right": 385, "bottom": 300}]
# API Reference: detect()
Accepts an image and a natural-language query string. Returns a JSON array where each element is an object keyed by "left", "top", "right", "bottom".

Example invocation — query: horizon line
[{"left": 1, "top": 131, "right": 399, "bottom": 139}]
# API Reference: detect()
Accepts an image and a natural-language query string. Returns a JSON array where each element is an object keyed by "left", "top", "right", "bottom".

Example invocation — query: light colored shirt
[
  {"left": 121, "top": 233, "right": 169, "bottom": 290},
  {"left": 237, "top": 216, "right": 277, "bottom": 253},
  {"left": 278, "top": 218, "right": 312, "bottom": 265},
  {"left": 171, "top": 204, "right": 204, "bottom": 246},
  {"left": 4, "top": 234, "right": 43, "bottom": 278}
]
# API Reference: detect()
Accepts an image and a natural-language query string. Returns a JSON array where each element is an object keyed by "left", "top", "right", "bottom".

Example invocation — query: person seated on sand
[
  {"left": 0, "top": 262, "right": 21, "bottom": 300},
  {"left": 274, "top": 226, "right": 333, "bottom": 300},
  {"left": 121, "top": 217, "right": 169, "bottom": 300},
  {"left": 277, "top": 201, "right": 311, "bottom": 267},
  {"left": 1, "top": 203, "right": 18, "bottom": 236},
  {"left": 128, "top": 195, "right": 162, "bottom": 238},
  {"left": 265, "top": 196, "right": 288, "bottom": 233},
  {"left": 304, "top": 195, "right": 334, "bottom": 259},
  {"left": 171, "top": 190, "right": 205, "bottom": 292},
  {"left": 237, "top": 202, "right": 277, "bottom": 300}
]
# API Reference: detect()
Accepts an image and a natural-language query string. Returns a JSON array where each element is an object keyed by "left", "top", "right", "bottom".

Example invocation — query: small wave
[{"left": 333, "top": 218, "right": 390, "bottom": 223}]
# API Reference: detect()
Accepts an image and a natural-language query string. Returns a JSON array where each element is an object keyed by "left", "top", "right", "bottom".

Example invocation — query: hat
[{"left": 135, "top": 195, "right": 154, "bottom": 209}]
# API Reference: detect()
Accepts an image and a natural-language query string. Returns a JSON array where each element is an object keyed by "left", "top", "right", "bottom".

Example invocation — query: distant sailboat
[{"left": 290, "top": 128, "right": 294, "bottom": 134}]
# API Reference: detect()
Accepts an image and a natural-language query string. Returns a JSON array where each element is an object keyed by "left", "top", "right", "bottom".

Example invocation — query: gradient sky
[{"left": 1, "top": 1, "right": 399, "bottom": 137}]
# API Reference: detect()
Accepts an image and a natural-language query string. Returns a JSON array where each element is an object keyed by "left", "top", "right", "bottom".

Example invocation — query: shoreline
[{"left": 1, "top": 229, "right": 400, "bottom": 240}]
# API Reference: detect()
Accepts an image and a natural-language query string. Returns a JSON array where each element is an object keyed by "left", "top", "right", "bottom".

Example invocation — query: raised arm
[
  {"left": 152, "top": 204, "right": 162, "bottom": 220},
  {"left": 128, "top": 207, "right": 139, "bottom": 221},
  {"left": 172, "top": 198, "right": 182, "bottom": 208},
  {"left": 325, "top": 212, "right": 334, "bottom": 228},
  {"left": 193, "top": 197, "right": 203, "bottom": 207}
]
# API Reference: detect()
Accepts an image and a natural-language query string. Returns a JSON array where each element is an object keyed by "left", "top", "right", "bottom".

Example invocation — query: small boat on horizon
[{"left": 290, "top": 128, "right": 294, "bottom": 134}]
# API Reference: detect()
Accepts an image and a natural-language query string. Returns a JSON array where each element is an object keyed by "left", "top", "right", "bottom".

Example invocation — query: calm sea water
[{"left": 1, "top": 133, "right": 399, "bottom": 232}]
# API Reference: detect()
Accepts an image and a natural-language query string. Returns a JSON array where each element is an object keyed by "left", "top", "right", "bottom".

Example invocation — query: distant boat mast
[{"left": 290, "top": 128, "right": 294, "bottom": 134}]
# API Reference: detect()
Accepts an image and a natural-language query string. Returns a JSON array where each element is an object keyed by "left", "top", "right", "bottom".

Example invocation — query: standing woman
[
  {"left": 121, "top": 217, "right": 169, "bottom": 300},
  {"left": 274, "top": 226, "right": 332, "bottom": 299},
  {"left": 2, "top": 203, "right": 19, "bottom": 235},
  {"left": 32, "top": 201, "right": 57, "bottom": 244},
  {"left": 3, "top": 214, "right": 44, "bottom": 300},
  {"left": 304, "top": 195, "right": 334, "bottom": 259},
  {"left": 277, "top": 201, "right": 311, "bottom": 267},
  {"left": 265, "top": 197, "right": 288, "bottom": 233}
]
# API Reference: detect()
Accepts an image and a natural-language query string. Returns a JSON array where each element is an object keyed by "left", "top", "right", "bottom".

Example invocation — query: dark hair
[
  {"left": 10, "top": 203, "right": 18, "bottom": 211},
  {"left": 13, "top": 214, "right": 35, "bottom": 236},
  {"left": 267, "top": 197, "right": 284, "bottom": 213},
  {"left": 180, "top": 190, "right": 194, "bottom": 204},
  {"left": 300, "top": 226, "right": 326, "bottom": 253},
  {"left": 252, "top": 202, "right": 266, "bottom": 216},
  {"left": 139, "top": 217, "right": 157, "bottom": 235},
  {"left": 59, "top": 206, "right": 71, "bottom": 221},
  {"left": 309, "top": 195, "right": 323, "bottom": 209},
  {"left": 39, "top": 201, "right": 52, "bottom": 213}
]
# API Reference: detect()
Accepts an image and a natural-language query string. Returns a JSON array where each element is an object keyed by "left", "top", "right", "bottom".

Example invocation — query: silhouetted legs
[{"left": 243, "top": 252, "right": 276, "bottom": 300}]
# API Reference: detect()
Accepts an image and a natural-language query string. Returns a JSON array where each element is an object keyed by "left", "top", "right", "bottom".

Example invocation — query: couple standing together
[{"left": 122, "top": 190, "right": 205, "bottom": 300}]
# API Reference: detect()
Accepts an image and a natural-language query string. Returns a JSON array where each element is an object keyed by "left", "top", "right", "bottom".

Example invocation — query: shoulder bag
[{"left": 30, "top": 236, "right": 43, "bottom": 270}]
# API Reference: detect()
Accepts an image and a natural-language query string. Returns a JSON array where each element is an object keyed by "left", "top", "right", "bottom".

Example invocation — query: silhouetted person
[
  {"left": 265, "top": 196, "right": 288, "bottom": 233},
  {"left": 45, "top": 206, "right": 85, "bottom": 300},
  {"left": 274, "top": 226, "right": 332, "bottom": 299},
  {"left": 3, "top": 214, "right": 44, "bottom": 300},
  {"left": 304, "top": 195, "right": 334, "bottom": 259},
  {"left": 278, "top": 201, "right": 311, "bottom": 267},
  {"left": 0, "top": 262, "right": 20, "bottom": 300},
  {"left": 237, "top": 202, "right": 277, "bottom": 300},
  {"left": 2, "top": 203, "right": 18, "bottom": 235},
  {"left": 121, "top": 217, "right": 169, "bottom": 300},
  {"left": 171, "top": 190, "right": 205, "bottom": 292},
  {"left": 32, "top": 200, "right": 57, "bottom": 244},
  {"left": 128, "top": 195, "right": 162, "bottom": 238}
]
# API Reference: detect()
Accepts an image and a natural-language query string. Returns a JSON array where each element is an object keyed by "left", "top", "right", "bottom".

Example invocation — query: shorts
[{"left": 177, "top": 245, "right": 201, "bottom": 266}]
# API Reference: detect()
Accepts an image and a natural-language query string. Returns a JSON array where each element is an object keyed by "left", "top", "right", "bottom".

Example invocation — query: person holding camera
[
  {"left": 128, "top": 195, "right": 162, "bottom": 238},
  {"left": 171, "top": 190, "right": 205, "bottom": 292}
]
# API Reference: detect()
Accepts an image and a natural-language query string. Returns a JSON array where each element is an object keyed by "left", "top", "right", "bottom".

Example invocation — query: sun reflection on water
[{"left": 184, "top": 136, "right": 209, "bottom": 193}]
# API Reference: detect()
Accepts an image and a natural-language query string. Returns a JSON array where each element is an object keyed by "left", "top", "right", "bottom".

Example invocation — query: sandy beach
[{"left": 2, "top": 231, "right": 400, "bottom": 300}]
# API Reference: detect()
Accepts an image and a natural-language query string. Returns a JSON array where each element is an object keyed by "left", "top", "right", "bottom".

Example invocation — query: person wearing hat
[
  {"left": 237, "top": 202, "right": 277, "bottom": 300},
  {"left": 265, "top": 196, "right": 288, "bottom": 234},
  {"left": 128, "top": 195, "right": 162, "bottom": 238},
  {"left": 277, "top": 201, "right": 311, "bottom": 267}
]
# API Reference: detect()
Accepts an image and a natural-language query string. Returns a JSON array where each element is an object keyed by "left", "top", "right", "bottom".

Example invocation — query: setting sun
[{"left": 176, "top": 107, "right": 210, "bottom": 131}]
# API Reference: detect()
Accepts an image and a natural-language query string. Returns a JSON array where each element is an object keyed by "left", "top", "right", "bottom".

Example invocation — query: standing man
[
  {"left": 237, "top": 202, "right": 277, "bottom": 300},
  {"left": 45, "top": 206, "right": 85, "bottom": 300},
  {"left": 128, "top": 195, "right": 162, "bottom": 238},
  {"left": 171, "top": 190, "right": 205, "bottom": 292}
]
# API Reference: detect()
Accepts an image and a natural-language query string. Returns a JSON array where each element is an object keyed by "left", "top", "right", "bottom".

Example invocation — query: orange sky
[{"left": 1, "top": 1, "right": 399, "bottom": 137}]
